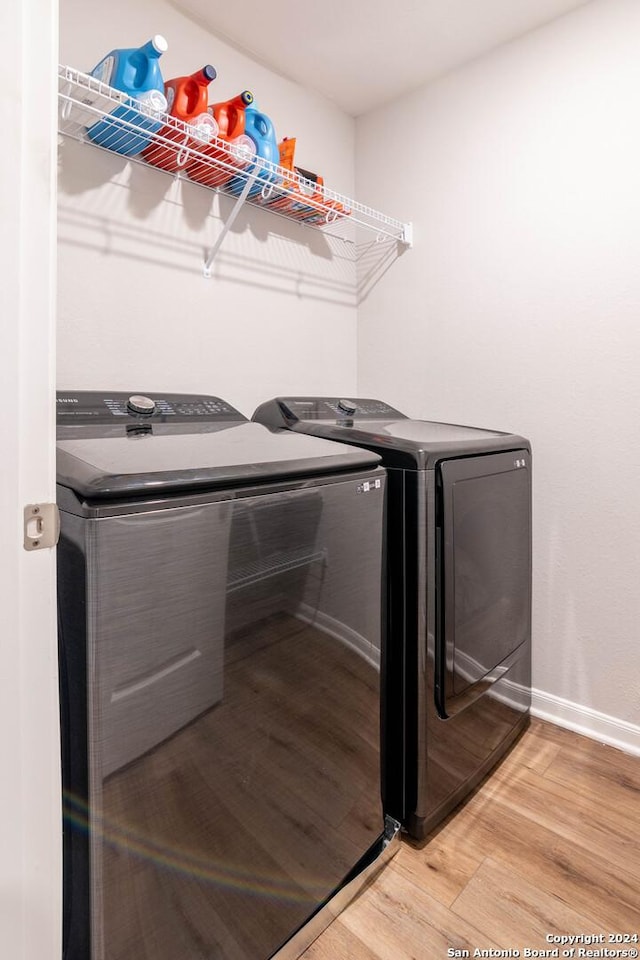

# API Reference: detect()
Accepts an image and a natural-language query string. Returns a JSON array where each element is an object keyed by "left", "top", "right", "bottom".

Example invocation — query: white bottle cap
[
  {"left": 137, "top": 89, "right": 168, "bottom": 119},
  {"left": 189, "top": 112, "right": 218, "bottom": 144},
  {"left": 152, "top": 35, "right": 169, "bottom": 54},
  {"left": 231, "top": 135, "right": 256, "bottom": 164}
]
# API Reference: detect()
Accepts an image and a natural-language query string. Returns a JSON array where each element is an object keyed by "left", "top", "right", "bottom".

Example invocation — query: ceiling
[{"left": 175, "top": 0, "right": 592, "bottom": 115}]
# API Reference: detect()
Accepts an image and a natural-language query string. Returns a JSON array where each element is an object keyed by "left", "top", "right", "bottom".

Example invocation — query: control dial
[
  {"left": 337, "top": 398, "right": 357, "bottom": 417},
  {"left": 127, "top": 394, "right": 156, "bottom": 416}
]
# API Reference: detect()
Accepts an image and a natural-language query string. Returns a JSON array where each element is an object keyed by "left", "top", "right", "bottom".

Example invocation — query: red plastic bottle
[
  {"left": 142, "top": 65, "right": 217, "bottom": 172},
  {"left": 210, "top": 90, "right": 253, "bottom": 138}
]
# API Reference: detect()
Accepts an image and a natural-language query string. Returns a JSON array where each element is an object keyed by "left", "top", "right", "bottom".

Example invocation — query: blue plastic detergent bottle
[
  {"left": 227, "top": 106, "right": 281, "bottom": 197},
  {"left": 86, "top": 35, "right": 169, "bottom": 156}
]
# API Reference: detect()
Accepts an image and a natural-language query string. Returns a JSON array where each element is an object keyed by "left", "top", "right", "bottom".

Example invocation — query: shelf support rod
[{"left": 203, "top": 173, "right": 258, "bottom": 278}]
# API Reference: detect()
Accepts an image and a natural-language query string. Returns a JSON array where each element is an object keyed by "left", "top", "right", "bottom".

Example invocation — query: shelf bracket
[
  {"left": 401, "top": 222, "right": 414, "bottom": 248},
  {"left": 203, "top": 173, "right": 258, "bottom": 278}
]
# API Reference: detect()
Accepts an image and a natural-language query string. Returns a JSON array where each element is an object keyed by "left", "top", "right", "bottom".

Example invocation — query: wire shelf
[{"left": 57, "top": 64, "right": 412, "bottom": 265}]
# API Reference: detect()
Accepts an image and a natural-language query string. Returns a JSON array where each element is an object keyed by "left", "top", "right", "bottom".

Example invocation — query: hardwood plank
[
  {"left": 543, "top": 736, "right": 640, "bottom": 802},
  {"left": 302, "top": 918, "right": 383, "bottom": 960},
  {"left": 338, "top": 863, "right": 502, "bottom": 960},
  {"left": 526, "top": 716, "right": 584, "bottom": 744},
  {"left": 488, "top": 763, "right": 640, "bottom": 879},
  {"left": 417, "top": 769, "right": 640, "bottom": 930},
  {"left": 304, "top": 721, "right": 640, "bottom": 960},
  {"left": 393, "top": 833, "right": 484, "bottom": 908},
  {"left": 526, "top": 717, "right": 635, "bottom": 763},
  {"left": 451, "top": 856, "right": 601, "bottom": 950},
  {"left": 502, "top": 722, "right": 563, "bottom": 774}
]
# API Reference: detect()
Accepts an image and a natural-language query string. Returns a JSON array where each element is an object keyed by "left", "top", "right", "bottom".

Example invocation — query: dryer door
[{"left": 435, "top": 450, "right": 531, "bottom": 718}]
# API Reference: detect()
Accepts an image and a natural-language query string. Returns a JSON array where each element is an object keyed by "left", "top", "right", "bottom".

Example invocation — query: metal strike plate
[{"left": 23, "top": 503, "right": 60, "bottom": 551}]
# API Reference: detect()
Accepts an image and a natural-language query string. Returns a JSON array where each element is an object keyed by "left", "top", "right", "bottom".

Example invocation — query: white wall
[
  {"left": 57, "top": 0, "right": 358, "bottom": 416},
  {"left": 356, "top": 0, "right": 640, "bottom": 741}
]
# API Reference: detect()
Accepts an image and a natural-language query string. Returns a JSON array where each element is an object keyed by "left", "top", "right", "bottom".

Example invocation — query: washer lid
[{"left": 57, "top": 421, "right": 381, "bottom": 499}]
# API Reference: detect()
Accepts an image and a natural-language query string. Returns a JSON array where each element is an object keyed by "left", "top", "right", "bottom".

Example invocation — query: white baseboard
[{"left": 531, "top": 688, "right": 640, "bottom": 757}]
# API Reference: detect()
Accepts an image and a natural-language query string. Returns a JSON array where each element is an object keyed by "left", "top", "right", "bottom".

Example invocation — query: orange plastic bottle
[
  {"left": 279, "top": 137, "right": 296, "bottom": 171},
  {"left": 185, "top": 90, "right": 256, "bottom": 189},
  {"left": 142, "top": 65, "right": 218, "bottom": 172},
  {"left": 265, "top": 137, "right": 347, "bottom": 224}
]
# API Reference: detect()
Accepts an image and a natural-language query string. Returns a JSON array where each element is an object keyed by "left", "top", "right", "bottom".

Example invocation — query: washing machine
[
  {"left": 56, "top": 391, "right": 399, "bottom": 960},
  {"left": 253, "top": 397, "right": 532, "bottom": 840}
]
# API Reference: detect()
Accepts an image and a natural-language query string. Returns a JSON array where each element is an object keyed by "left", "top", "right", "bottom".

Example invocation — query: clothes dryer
[
  {"left": 253, "top": 397, "right": 532, "bottom": 840},
  {"left": 56, "top": 391, "right": 398, "bottom": 960}
]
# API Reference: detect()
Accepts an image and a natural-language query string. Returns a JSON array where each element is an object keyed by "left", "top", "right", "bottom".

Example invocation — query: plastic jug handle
[{"left": 228, "top": 105, "right": 238, "bottom": 136}]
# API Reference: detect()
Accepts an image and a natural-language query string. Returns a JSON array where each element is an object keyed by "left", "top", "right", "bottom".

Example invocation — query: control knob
[
  {"left": 336, "top": 398, "right": 357, "bottom": 417},
  {"left": 127, "top": 394, "right": 156, "bottom": 416}
]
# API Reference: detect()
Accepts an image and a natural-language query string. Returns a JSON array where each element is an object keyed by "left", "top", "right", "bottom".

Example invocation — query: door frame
[{"left": 0, "top": 0, "right": 61, "bottom": 957}]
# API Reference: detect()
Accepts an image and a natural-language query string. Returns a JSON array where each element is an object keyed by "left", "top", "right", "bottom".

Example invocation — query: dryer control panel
[
  {"left": 269, "top": 397, "right": 408, "bottom": 423},
  {"left": 56, "top": 392, "right": 247, "bottom": 424}
]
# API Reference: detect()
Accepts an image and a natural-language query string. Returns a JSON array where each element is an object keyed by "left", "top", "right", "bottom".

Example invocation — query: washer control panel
[{"left": 56, "top": 392, "right": 246, "bottom": 423}]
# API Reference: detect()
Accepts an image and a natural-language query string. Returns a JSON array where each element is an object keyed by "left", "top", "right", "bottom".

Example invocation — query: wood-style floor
[{"left": 302, "top": 719, "right": 640, "bottom": 959}]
